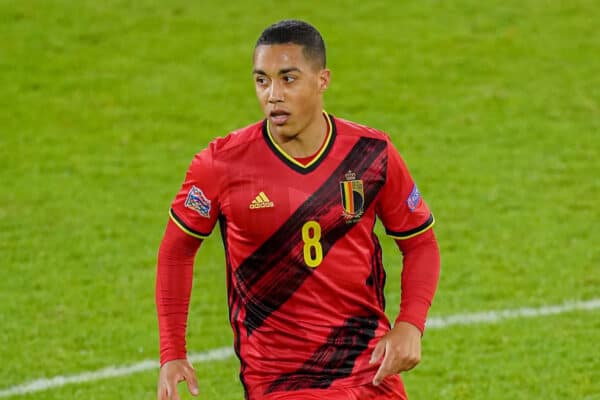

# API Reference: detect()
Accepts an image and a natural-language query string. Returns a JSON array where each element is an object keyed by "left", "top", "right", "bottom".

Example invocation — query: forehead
[{"left": 253, "top": 43, "right": 314, "bottom": 73}]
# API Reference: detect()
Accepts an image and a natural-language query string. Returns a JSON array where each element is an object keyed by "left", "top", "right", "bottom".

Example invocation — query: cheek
[
  {"left": 295, "top": 87, "right": 318, "bottom": 110},
  {"left": 255, "top": 87, "right": 268, "bottom": 104}
]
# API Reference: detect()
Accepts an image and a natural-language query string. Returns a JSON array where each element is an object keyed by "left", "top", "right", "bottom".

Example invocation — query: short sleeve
[
  {"left": 169, "top": 146, "right": 220, "bottom": 239},
  {"left": 376, "top": 140, "right": 435, "bottom": 240}
]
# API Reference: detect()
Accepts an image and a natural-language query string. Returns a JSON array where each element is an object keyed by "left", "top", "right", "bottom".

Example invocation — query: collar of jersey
[{"left": 262, "top": 111, "right": 336, "bottom": 174}]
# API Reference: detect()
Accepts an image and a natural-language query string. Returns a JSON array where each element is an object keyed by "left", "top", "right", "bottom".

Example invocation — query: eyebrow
[{"left": 253, "top": 67, "right": 302, "bottom": 75}]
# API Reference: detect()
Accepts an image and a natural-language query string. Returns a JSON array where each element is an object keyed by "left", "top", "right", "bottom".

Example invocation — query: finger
[
  {"left": 372, "top": 348, "right": 394, "bottom": 386},
  {"left": 170, "top": 389, "right": 181, "bottom": 400},
  {"left": 369, "top": 340, "right": 386, "bottom": 364},
  {"left": 392, "top": 347, "right": 420, "bottom": 372},
  {"left": 398, "top": 354, "right": 420, "bottom": 372},
  {"left": 372, "top": 360, "right": 389, "bottom": 386},
  {"left": 158, "top": 378, "right": 173, "bottom": 400},
  {"left": 185, "top": 370, "right": 200, "bottom": 396},
  {"left": 157, "top": 385, "right": 167, "bottom": 400},
  {"left": 166, "top": 381, "right": 181, "bottom": 400}
]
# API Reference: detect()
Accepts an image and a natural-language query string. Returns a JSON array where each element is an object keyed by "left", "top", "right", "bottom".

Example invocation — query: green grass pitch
[{"left": 0, "top": 0, "right": 598, "bottom": 399}]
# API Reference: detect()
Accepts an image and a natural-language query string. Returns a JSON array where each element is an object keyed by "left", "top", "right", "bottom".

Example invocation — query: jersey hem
[{"left": 250, "top": 370, "right": 382, "bottom": 399}]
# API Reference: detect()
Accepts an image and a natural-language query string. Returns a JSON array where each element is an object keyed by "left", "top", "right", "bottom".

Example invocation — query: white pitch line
[
  {"left": 426, "top": 298, "right": 600, "bottom": 329},
  {"left": 1, "top": 298, "right": 598, "bottom": 398},
  {"left": 0, "top": 347, "right": 234, "bottom": 398}
]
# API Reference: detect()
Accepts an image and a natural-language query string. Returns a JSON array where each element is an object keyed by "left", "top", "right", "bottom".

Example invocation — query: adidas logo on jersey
[{"left": 249, "top": 192, "right": 274, "bottom": 209}]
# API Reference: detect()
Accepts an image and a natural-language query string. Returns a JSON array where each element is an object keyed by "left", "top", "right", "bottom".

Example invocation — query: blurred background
[{"left": 1, "top": 0, "right": 598, "bottom": 399}]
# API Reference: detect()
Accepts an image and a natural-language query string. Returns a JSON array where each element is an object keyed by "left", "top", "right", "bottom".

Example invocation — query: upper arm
[
  {"left": 376, "top": 140, "right": 435, "bottom": 240},
  {"left": 169, "top": 146, "right": 221, "bottom": 239}
]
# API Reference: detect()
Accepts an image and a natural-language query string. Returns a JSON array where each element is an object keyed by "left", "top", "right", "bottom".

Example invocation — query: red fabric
[
  {"left": 163, "top": 114, "right": 439, "bottom": 397},
  {"left": 294, "top": 152, "right": 318, "bottom": 165},
  {"left": 394, "top": 229, "right": 440, "bottom": 333},
  {"left": 156, "top": 219, "right": 202, "bottom": 365},
  {"left": 261, "top": 375, "right": 406, "bottom": 399}
]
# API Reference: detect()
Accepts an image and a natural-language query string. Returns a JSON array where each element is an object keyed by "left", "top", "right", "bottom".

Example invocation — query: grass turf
[{"left": 1, "top": 0, "right": 598, "bottom": 399}]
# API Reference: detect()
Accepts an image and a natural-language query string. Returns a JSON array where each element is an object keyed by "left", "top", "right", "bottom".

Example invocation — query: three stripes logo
[{"left": 249, "top": 191, "right": 275, "bottom": 209}]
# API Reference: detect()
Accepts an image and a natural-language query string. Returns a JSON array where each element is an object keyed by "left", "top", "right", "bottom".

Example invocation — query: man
[{"left": 156, "top": 20, "right": 440, "bottom": 400}]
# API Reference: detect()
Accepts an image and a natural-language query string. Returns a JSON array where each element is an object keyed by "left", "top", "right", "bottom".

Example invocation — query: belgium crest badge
[{"left": 340, "top": 170, "right": 364, "bottom": 222}]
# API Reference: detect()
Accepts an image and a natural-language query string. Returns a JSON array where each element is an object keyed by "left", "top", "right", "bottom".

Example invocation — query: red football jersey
[{"left": 170, "top": 112, "right": 434, "bottom": 399}]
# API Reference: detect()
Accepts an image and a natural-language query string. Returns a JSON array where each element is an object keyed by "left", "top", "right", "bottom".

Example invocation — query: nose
[{"left": 268, "top": 81, "right": 284, "bottom": 103}]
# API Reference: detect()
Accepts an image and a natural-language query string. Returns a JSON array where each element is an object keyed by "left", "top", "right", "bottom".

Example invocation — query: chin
[{"left": 271, "top": 123, "right": 296, "bottom": 138}]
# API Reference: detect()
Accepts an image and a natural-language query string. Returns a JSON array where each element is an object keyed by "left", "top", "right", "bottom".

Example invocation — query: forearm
[
  {"left": 394, "top": 228, "right": 440, "bottom": 333},
  {"left": 156, "top": 219, "right": 202, "bottom": 365}
]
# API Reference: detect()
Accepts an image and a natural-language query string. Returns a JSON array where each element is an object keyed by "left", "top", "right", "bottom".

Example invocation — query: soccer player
[{"left": 156, "top": 19, "right": 440, "bottom": 400}]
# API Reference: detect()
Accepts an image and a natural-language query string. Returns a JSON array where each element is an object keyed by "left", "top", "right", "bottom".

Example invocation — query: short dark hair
[{"left": 255, "top": 20, "right": 326, "bottom": 68}]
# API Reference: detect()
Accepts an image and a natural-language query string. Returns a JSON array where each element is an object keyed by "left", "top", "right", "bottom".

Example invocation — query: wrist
[
  {"left": 160, "top": 350, "right": 188, "bottom": 367},
  {"left": 394, "top": 318, "right": 424, "bottom": 336}
]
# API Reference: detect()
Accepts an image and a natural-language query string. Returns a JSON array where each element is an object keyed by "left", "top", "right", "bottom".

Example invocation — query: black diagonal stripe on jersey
[
  {"left": 235, "top": 137, "right": 388, "bottom": 336},
  {"left": 219, "top": 216, "right": 250, "bottom": 399},
  {"left": 366, "top": 229, "right": 386, "bottom": 311},
  {"left": 265, "top": 314, "right": 379, "bottom": 393}
]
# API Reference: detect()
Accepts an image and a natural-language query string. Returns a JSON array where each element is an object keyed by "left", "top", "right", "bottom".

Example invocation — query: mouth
[{"left": 269, "top": 110, "right": 290, "bottom": 125}]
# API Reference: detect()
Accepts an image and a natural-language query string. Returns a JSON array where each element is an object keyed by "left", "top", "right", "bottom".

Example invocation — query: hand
[
  {"left": 157, "top": 359, "right": 199, "bottom": 400},
  {"left": 369, "top": 321, "right": 422, "bottom": 386}
]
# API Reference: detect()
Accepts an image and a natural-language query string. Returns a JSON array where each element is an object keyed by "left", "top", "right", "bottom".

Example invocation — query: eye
[
  {"left": 255, "top": 76, "right": 268, "bottom": 86},
  {"left": 283, "top": 75, "right": 296, "bottom": 83}
]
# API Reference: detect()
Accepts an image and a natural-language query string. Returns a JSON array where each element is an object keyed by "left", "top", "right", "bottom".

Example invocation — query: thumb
[
  {"left": 370, "top": 338, "right": 386, "bottom": 364},
  {"left": 185, "top": 371, "right": 199, "bottom": 396}
]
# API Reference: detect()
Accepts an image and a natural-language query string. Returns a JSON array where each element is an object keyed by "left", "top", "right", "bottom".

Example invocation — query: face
[{"left": 253, "top": 43, "right": 330, "bottom": 139}]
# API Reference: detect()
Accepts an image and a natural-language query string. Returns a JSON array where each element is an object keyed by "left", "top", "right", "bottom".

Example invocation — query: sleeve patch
[
  {"left": 407, "top": 184, "right": 421, "bottom": 212},
  {"left": 185, "top": 186, "right": 211, "bottom": 218}
]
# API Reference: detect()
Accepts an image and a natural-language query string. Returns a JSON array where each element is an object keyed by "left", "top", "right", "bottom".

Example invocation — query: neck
[{"left": 270, "top": 110, "right": 328, "bottom": 158}]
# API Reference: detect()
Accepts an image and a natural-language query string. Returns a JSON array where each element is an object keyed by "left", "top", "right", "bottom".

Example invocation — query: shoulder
[
  {"left": 189, "top": 120, "right": 264, "bottom": 165},
  {"left": 332, "top": 115, "right": 393, "bottom": 143},
  {"left": 332, "top": 115, "right": 410, "bottom": 167},
  {"left": 333, "top": 117, "right": 394, "bottom": 154},
  {"left": 206, "top": 120, "right": 264, "bottom": 157},
  {"left": 185, "top": 120, "right": 264, "bottom": 173}
]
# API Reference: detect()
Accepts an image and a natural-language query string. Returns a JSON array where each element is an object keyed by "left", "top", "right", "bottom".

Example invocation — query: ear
[{"left": 319, "top": 68, "right": 331, "bottom": 92}]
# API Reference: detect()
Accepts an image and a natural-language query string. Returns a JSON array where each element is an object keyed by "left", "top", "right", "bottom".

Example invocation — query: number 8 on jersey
[{"left": 302, "top": 221, "right": 323, "bottom": 268}]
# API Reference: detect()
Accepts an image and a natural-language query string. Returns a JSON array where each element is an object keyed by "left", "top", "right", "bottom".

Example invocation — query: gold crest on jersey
[{"left": 340, "top": 170, "right": 364, "bottom": 222}]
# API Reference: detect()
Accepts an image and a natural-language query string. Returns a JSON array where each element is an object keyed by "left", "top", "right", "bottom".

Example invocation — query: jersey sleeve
[
  {"left": 169, "top": 146, "right": 220, "bottom": 239},
  {"left": 376, "top": 139, "right": 434, "bottom": 239}
]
